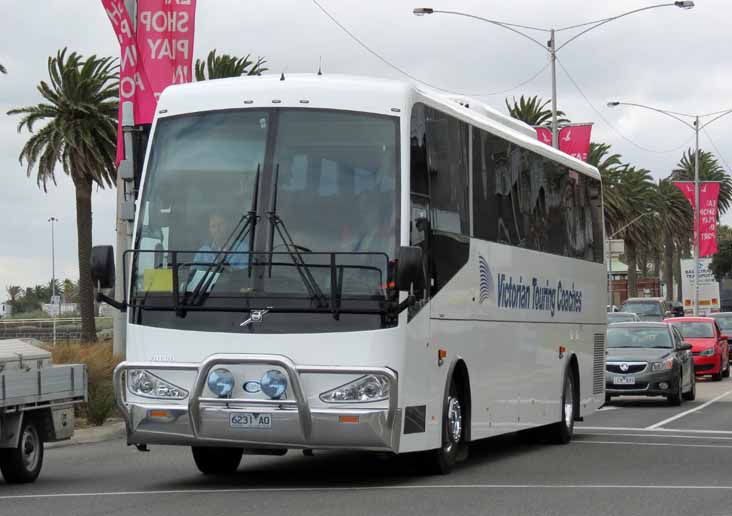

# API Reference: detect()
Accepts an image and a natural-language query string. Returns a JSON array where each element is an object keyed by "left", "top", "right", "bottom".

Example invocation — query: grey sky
[{"left": 1, "top": 0, "right": 730, "bottom": 297}]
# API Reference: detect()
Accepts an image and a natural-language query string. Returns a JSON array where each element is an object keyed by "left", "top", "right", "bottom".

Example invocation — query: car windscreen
[
  {"left": 620, "top": 302, "right": 662, "bottom": 316},
  {"left": 607, "top": 327, "right": 672, "bottom": 348},
  {"left": 670, "top": 322, "right": 715, "bottom": 339}
]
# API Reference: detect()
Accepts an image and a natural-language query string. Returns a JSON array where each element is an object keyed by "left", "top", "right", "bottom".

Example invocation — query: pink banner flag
[
  {"left": 137, "top": 0, "right": 197, "bottom": 109},
  {"left": 672, "top": 181, "right": 720, "bottom": 257},
  {"left": 101, "top": 0, "right": 155, "bottom": 165},
  {"left": 535, "top": 124, "right": 593, "bottom": 162}
]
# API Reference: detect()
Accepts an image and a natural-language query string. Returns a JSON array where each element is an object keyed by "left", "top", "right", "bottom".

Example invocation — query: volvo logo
[
  {"left": 620, "top": 363, "right": 630, "bottom": 372},
  {"left": 240, "top": 307, "right": 273, "bottom": 327}
]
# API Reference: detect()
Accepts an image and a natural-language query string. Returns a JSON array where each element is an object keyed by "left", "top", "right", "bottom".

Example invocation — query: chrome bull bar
[{"left": 113, "top": 354, "right": 399, "bottom": 445}]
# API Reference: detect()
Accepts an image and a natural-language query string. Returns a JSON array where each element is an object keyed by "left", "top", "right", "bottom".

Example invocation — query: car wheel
[
  {"left": 191, "top": 447, "right": 243, "bottom": 475},
  {"left": 423, "top": 380, "right": 466, "bottom": 475},
  {"left": 604, "top": 394, "right": 612, "bottom": 405},
  {"left": 713, "top": 359, "right": 724, "bottom": 382},
  {"left": 0, "top": 418, "right": 44, "bottom": 484},
  {"left": 667, "top": 375, "right": 683, "bottom": 406},
  {"left": 683, "top": 372, "right": 696, "bottom": 401},
  {"left": 545, "top": 369, "right": 576, "bottom": 444},
  {"left": 724, "top": 361, "right": 730, "bottom": 378}
]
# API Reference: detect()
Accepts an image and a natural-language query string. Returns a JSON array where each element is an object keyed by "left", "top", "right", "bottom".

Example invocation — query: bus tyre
[
  {"left": 426, "top": 381, "right": 465, "bottom": 475},
  {"left": 191, "top": 446, "right": 243, "bottom": 475},
  {"left": 547, "top": 369, "right": 575, "bottom": 445},
  {"left": 0, "top": 418, "right": 44, "bottom": 484}
]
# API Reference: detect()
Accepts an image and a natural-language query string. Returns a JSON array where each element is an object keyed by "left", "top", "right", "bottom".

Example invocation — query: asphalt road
[{"left": 4, "top": 379, "right": 732, "bottom": 516}]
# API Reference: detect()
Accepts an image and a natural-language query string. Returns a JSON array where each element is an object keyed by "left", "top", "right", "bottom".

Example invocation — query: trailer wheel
[
  {"left": 0, "top": 419, "right": 44, "bottom": 484},
  {"left": 191, "top": 446, "right": 243, "bottom": 475}
]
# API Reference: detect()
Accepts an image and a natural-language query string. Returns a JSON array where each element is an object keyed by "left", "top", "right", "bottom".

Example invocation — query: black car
[
  {"left": 605, "top": 322, "right": 696, "bottom": 405},
  {"left": 671, "top": 301, "right": 685, "bottom": 317}
]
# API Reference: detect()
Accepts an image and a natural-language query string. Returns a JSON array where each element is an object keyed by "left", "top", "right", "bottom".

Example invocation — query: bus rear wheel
[
  {"left": 191, "top": 446, "right": 243, "bottom": 475},
  {"left": 425, "top": 380, "right": 466, "bottom": 474},
  {"left": 545, "top": 369, "right": 576, "bottom": 444}
]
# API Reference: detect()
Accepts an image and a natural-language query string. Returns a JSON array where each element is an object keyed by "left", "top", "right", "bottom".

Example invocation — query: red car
[{"left": 664, "top": 317, "right": 730, "bottom": 381}]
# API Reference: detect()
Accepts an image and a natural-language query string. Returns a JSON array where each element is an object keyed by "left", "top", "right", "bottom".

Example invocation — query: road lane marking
[
  {"left": 579, "top": 432, "right": 732, "bottom": 441},
  {"left": 9, "top": 484, "right": 732, "bottom": 501},
  {"left": 580, "top": 425, "right": 732, "bottom": 435},
  {"left": 576, "top": 440, "right": 732, "bottom": 449},
  {"left": 646, "top": 388, "right": 732, "bottom": 429}
]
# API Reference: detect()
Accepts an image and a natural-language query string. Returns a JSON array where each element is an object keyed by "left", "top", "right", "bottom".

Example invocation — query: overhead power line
[
  {"left": 702, "top": 127, "right": 732, "bottom": 173},
  {"left": 556, "top": 57, "right": 694, "bottom": 155},
  {"left": 310, "top": 0, "right": 548, "bottom": 97}
]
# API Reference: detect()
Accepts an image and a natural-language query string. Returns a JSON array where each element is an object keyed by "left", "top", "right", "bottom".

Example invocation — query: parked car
[
  {"left": 664, "top": 317, "right": 730, "bottom": 381},
  {"left": 708, "top": 312, "right": 732, "bottom": 361},
  {"left": 608, "top": 312, "right": 641, "bottom": 324},
  {"left": 605, "top": 322, "right": 695, "bottom": 405},
  {"left": 620, "top": 297, "right": 673, "bottom": 322}
]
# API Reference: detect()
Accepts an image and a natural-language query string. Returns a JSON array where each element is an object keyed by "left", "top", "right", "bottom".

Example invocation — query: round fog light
[
  {"left": 659, "top": 382, "right": 669, "bottom": 390},
  {"left": 261, "top": 370, "right": 288, "bottom": 399},
  {"left": 207, "top": 368, "right": 235, "bottom": 398}
]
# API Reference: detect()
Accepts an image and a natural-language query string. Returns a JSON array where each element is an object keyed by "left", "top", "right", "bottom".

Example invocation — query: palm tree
[
  {"left": 505, "top": 95, "right": 569, "bottom": 127},
  {"left": 5, "top": 285, "right": 21, "bottom": 306},
  {"left": 7, "top": 49, "right": 118, "bottom": 341},
  {"left": 587, "top": 142, "right": 624, "bottom": 233},
  {"left": 613, "top": 166, "right": 656, "bottom": 297},
  {"left": 194, "top": 49, "right": 267, "bottom": 81},
  {"left": 655, "top": 179, "right": 693, "bottom": 301}
]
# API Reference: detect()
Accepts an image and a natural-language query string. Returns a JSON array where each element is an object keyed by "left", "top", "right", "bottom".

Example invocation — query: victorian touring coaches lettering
[{"left": 495, "top": 272, "right": 583, "bottom": 316}]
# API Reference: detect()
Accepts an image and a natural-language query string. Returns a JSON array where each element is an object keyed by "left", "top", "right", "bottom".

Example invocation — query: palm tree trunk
[
  {"left": 73, "top": 174, "right": 97, "bottom": 342},
  {"left": 626, "top": 240, "right": 638, "bottom": 297},
  {"left": 664, "top": 235, "right": 674, "bottom": 301},
  {"left": 639, "top": 249, "right": 649, "bottom": 278}
]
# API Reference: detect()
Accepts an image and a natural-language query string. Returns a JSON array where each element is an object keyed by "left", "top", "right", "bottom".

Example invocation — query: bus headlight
[
  {"left": 260, "top": 370, "right": 288, "bottom": 399},
  {"left": 320, "top": 374, "right": 391, "bottom": 403},
  {"left": 128, "top": 370, "right": 188, "bottom": 400},
  {"left": 207, "top": 368, "right": 235, "bottom": 398}
]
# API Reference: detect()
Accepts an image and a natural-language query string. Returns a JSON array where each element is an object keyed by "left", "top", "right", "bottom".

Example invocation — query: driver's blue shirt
[{"left": 193, "top": 241, "right": 249, "bottom": 269}]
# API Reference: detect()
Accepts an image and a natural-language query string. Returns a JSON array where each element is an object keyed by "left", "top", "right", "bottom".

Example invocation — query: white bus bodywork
[{"left": 111, "top": 74, "right": 606, "bottom": 467}]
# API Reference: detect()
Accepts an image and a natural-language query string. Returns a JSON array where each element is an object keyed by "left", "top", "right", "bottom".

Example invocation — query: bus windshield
[{"left": 132, "top": 108, "right": 399, "bottom": 310}]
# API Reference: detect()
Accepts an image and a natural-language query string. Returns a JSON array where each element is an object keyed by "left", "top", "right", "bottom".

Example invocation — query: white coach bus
[{"left": 92, "top": 74, "right": 607, "bottom": 475}]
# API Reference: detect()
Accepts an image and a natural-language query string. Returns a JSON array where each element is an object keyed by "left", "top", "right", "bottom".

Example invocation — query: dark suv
[{"left": 620, "top": 297, "right": 672, "bottom": 322}]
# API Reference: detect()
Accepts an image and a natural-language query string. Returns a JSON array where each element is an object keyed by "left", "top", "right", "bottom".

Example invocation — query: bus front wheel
[
  {"left": 425, "top": 380, "right": 466, "bottom": 474},
  {"left": 191, "top": 446, "right": 243, "bottom": 475}
]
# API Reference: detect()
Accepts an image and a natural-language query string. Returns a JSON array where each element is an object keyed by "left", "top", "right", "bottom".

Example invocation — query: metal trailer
[{"left": 0, "top": 339, "right": 86, "bottom": 483}]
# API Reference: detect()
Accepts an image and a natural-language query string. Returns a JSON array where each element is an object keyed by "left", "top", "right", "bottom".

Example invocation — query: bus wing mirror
[
  {"left": 91, "top": 245, "right": 115, "bottom": 289},
  {"left": 397, "top": 246, "right": 424, "bottom": 292}
]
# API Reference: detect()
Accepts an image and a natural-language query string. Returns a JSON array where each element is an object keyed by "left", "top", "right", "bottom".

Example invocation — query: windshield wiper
[
  {"left": 266, "top": 164, "right": 328, "bottom": 307},
  {"left": 182, "top": 166, "right": 261, "bottom": 312}
]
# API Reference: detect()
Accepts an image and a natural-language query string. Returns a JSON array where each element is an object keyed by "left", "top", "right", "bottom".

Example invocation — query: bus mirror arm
[{"left": 96, "top": 292, "right": 127, "bottom": 312}]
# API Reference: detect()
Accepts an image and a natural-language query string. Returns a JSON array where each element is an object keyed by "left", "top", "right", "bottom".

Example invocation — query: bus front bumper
[{"left": 113, "top": 355, "right": 400, "bottom": 452}]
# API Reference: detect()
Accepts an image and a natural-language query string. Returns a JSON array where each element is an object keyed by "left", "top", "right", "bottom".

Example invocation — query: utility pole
[
  {"left": 49, "top": 217, "right": 58, "bottom": 347},
  {"left": 113, "top": 0, "right": 138, "bottom": 358}
]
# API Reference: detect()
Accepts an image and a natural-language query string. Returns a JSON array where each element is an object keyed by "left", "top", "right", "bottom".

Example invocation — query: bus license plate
[
  {"left": 229, "top": 412, "right": 272, "bottom": 429},
  {"left": 613, "top": 376, "right": 635, "bottom": 385}
]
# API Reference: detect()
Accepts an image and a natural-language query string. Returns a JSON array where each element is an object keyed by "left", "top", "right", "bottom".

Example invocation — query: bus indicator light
[{"left": 339, "top": 415, "right": 360, "bottom": 424}]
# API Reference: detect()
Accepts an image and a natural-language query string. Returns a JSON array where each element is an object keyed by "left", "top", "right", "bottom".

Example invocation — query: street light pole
[
  {"left": 413, "top": 3, "right": 693, "bottom": 149},
  {"left": 607, "top": 102, "right": 732, "bottom": 315},
  {"left": 549, "top": 29, "right": 558, "bottom": 149},
  {"left": 48, "top": 217, "right": 58, "bottom": 347},
  {"left": 694, "top": 115, "right": 700, "bottom": 317},
  {"left": 606, "top": 211, "right": 656, "bottom": 307}
]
